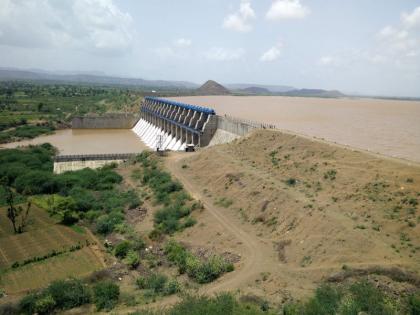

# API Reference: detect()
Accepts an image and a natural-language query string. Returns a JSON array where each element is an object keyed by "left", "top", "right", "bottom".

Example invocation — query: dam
[
  {"left": 7, "top": 97, "right": 276, "bottom": 173},
  {"left": 132, "top": 97, "right": 218, "bottom": 151}
]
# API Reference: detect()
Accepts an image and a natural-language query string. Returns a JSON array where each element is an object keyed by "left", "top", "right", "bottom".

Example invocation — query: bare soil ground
[{"left": 161, "top": 129, "right": 420, "bottom": 303}]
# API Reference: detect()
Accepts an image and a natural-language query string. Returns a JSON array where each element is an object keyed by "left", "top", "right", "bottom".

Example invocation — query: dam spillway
[{"left": 132, "top": 97, "right": 218, "bottom": 151}]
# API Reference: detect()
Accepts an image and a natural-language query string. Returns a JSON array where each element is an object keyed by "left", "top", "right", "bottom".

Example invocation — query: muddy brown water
[
  {"left": 172, "top": 96, "right": 420, "bottom": 163},
  {"left": 0, "top": 129, "right": 146, "bottom": 155},
  {"left": 1, "top": 96, "right": 419, "bottom": 162}
]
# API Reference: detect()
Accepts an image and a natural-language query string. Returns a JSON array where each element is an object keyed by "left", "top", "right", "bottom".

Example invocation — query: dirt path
[{"left": 164, "top": 153, "right": 279, "bottom": 295}]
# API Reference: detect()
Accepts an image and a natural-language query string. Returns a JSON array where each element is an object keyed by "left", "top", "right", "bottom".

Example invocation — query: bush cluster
[
  {"left": 92, "top": 281, "right": 120, "bottom": 311},
  {"left": 132, "top": 293, "right": 272, "bottom": 315},
  {"left": 14, "top": 279, "right": 119, "bottom": 314},
  {"left": 0, "top": 124, "right": 55, "bottom": 144},
  {"left": 112, "top": 239, "right": 144, "bottom": 269},
  {"left": 135, "top": 152, "right": 196, "bottom": 234},
  {"left": 164, "top": 240, "right": 234, "bottom": 284},
  {"left": 136, "top": 273, "right": 180, "bottom": 296},
  {"left": 283, "top": 281, "right": 418, "bottom": 315},
  {"left": 18, "top": 279, "right": 91, "bottom": 314},
  {"left": 1, "top": 145, "right": 140, "bottom": 235}
]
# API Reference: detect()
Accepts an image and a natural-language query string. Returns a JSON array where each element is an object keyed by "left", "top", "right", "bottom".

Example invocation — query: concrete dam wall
[
  {"left": 70, "top": 97, "right": 277, "bottom": 152},
  {"left": 132, "top": 97, "right": 217, "bottom": 151},
  {"left": 57, "top": 98, "right": 276, "bottom": 172},
  {"left": 72, "top": 113, "right": 139, "bottom": 129}
]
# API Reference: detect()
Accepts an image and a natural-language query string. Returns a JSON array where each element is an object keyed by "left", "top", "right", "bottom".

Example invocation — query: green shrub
[
  {"left": 166, "top": 293, "right": 269, "bottom": 315},
  {"left": 131, "top": 236, "right": 146, "bottom": 251},
  {"left": 123, "top": 250, "right": 140, "bottom": 269},
  {"left": 46, "top": 279, "right": 90, "bottom": 310},
  {"left": 409, "top": 293, "right": 420, "bottom": 315},
  {"left": 283, "top": 303, "right": 304, "bottom": 315},
  {"left": 137, "top": 273, "right": 168, "bottom": 294},
  {"left": 8, "top": 125, "right": 54, "bottom": 140},
  {"left": 96, "top": 211, "right": 124, "bottom": 235},
  {"left": 304, "top": 285, "right": 341, "bottom": 315},
  {"left": 19, "top": 293, "right": 38, "bottom": 315},
  {"left": 191, "top": 255, "right": 234, "bottom": 284},
  {"left": 342, "top": 280, "right": 394, "bottom": 315},
  {"left": 164, "top": 279, "right": 181, "bottom": 296},
  {"left": 164, "top": 240, "right": 233, "bottom": 284},
  {"left": 182, "top": 216, "right": 197, "bottom": 228},
  {"left": 114, "top": 241, "right": 132, "bottom": 259},
  {"left": 34, "top": 294, "right": 55, "bottom": 315},
  {"left": 14, "top": 170, "right": 57, "bottom": 195},
  {"left": 93, "top": 281, "right": 120, "bottom": 311}
]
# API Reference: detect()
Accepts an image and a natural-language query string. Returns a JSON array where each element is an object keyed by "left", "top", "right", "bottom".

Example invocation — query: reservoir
[{"left": 172, "top": 96, "right": 420, "bottom": 163}]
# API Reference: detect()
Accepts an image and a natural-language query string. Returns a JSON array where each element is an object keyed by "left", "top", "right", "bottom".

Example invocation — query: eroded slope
[{"left": 175, "top": 129, "right": 420, "bottom": 296}]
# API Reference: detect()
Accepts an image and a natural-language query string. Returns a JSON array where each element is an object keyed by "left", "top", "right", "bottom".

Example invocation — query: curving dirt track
[{"left": 164, "top": 153, "right": 279, "bottom": 295}]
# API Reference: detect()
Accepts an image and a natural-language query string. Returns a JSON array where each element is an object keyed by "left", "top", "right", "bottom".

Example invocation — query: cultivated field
[{"left": 0, "top": 205, "right": 106, "bottom": 294}]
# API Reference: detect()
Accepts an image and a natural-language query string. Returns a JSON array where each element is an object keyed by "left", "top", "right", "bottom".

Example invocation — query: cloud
[
  {"left": 319, "top": 56, "right": 335, "bottom": 66},
  {"left": 266, "top": 0, "right": 310, "bottom": 20},
  {"left": 402, "top": 6, "right": 420, "bottom": 28},
  {"left": 318, "top": 6, "right": 420, "bottom": 72},
  {"left": 377, "top": 23, "right": 419, "bottom": 58},
  {"left": 260, "top": 44, "right": 282, "bottom": 62},
  {"left": 205, "top": 47, "right": 245, "bottom": 61},
  {"left": 0, "top": 0, "right": 134, "bottom": 56},
  {"left": 174, "top": 38, "right": 192, "bottom": 47},
  {"left": 223, "top": 0, "right": 256, "bottom": 32},
  {"left": 155, "top": 38, "right": 192, "bottom": 59}
]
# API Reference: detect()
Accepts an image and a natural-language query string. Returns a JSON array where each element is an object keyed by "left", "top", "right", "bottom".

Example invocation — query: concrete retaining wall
[
  {"left": 216, "top": 115, "right": 256, "bottom": 136},
  {"left": 208, "top": 128, "right": 240, "bottom": 146},
  {"left": 72, "top": 113, "right": 139, "bottom": 129},
  {"left": 208, "top": 115, "right": 276, "bottom": 146},
  {"left": 54, "top": 159, "right": 126, "bottom": 174}
]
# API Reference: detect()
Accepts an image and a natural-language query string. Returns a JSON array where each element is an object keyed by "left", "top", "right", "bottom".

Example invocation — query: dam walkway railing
[
  {"left": 221, "top": 115, "right": 277, "bottom": 130},
  {"left": 54, "top": 153, "right": 137, "bottom": 162}
]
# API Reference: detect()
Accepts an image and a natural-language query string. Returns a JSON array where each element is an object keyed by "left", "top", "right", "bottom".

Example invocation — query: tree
[
  {"left": 2, "top": 179, "right": 32, "bottom": 234},
  {"left": 37, "top": 102, "right": 44, "bottom": 112}
]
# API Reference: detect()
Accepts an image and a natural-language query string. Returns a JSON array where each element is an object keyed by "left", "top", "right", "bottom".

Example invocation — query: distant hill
[
  {"left": 0, "top": 68, "right": 198, "bottom": 89},
  {"left": 240, "top": 86, "right": 271, "bottom": 95},
  {"left": 226, "top": 83, "right": 295, "bottom": 93},
  {"left": 281, "top": 89, "right": 345, "bottom": 98},
  {"left": 197, "top": 80, "right": 230, "bottom": 95}
]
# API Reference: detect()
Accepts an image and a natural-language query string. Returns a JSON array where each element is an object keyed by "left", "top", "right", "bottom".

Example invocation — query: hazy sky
[{"left": 0, "top": 0, "right": 419, "bottom": 96}]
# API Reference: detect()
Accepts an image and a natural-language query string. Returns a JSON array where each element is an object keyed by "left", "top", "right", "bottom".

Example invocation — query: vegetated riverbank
[
  {"left": 0, "top": 148, "right": 236, "bottom": 314},
  {"left": 0, "top": 81, "right": 146, "bottom": 145}
]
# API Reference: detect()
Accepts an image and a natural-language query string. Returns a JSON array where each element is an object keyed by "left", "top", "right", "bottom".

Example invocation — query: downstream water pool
[{"left": 1, "top": 129, "right": 146, "bottom": 155}]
